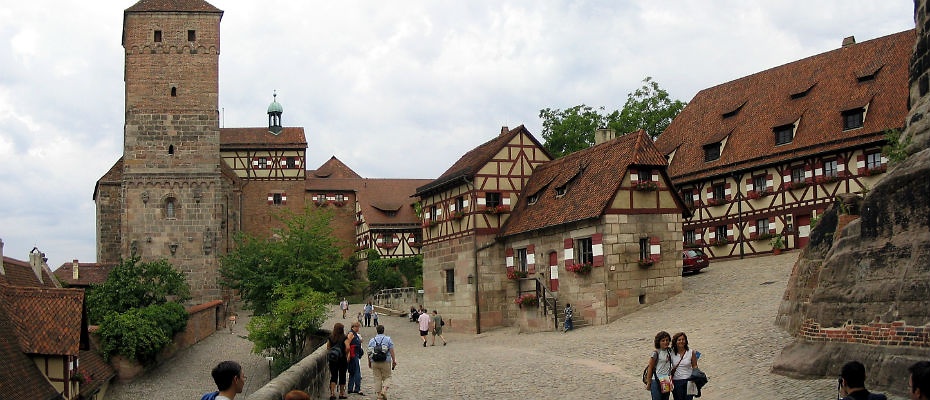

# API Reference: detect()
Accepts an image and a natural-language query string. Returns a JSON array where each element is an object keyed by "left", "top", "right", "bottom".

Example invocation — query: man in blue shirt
[{"left": 368, "top": 325, "right": 397, "bottom": 399}]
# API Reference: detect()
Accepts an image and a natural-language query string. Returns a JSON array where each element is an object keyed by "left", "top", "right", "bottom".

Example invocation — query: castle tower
[{"left": 120, "top": 0, "right": 226, "bottom": 302}]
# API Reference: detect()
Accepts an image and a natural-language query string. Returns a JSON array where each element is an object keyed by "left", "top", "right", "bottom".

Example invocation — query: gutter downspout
[{"left": 465, "top": 177, "right": 482, "bottom": 334}]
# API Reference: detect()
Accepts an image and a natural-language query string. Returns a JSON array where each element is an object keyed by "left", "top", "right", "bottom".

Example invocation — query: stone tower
[{"left": 119, "top": 0, "right": 227, "bottom": 302}]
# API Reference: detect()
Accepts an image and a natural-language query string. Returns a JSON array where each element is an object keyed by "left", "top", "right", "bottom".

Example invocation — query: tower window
[
  {"left": 188, "top": 30, "right": 196, "bottom": 42},
  {"left": 285, "top": 157, "right": 296, "bottom": 168},
  {"left": 273, "top": 193, "right": 283, "bottom": 205},
  {"left": 168, "top": 144, "right": 175, "bottom": 155},
  {"left": 170, "top": 86, "right": 177, "bottom": 97},
  {"left": 165, "top": 197, "right": 177, "bottom": 219},
  {"left": 154, "top": 30, "right": 162, "bottom": 42}
]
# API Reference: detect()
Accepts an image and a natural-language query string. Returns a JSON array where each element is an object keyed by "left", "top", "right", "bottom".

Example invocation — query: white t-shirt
[
  {"left": 417, "top": 312, "right": 430, "bottom": 331},
  {"left": 671, "top": 349, "right": 695, "bottom": 380},
  {"left": 652, "top": 348, "right": 673, "bottom": 377}
]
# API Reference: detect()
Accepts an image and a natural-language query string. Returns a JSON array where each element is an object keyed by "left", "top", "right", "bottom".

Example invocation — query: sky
[{"left": 0, "top": 0, "right": 915, "bottom": 269}]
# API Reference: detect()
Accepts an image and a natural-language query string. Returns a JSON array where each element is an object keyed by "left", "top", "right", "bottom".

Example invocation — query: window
[
  {"left": 444, "top": 269, "right": 455, "bottom": 293},
  {"left": 165, "top": 197, "right": 176, "bottom": 219},
  {"left": 516, "top": 248, "right": 528, "bottom": 273},
  {"left": 272, "top": 193, "right": 283, "bottom": 205},
  {"left": 824, "top": 160, "right": 838, "bottom": 178},
  {"left": 486, "top": 192, "right": 501, "bottom": 208},
  {"left": 843, "top": 108, "right": 864, "bottom": 130},
  {"left": 170, "top": 86, "right": 177, "bottom": 97},
  {"left": 188, "top": 30, "right": 196, "bottom": 42},
  {"left": 753, "top": 175, "right": 767, "bottom": 193},
  {"left": 527, "top": 194, "right": 538, "bottom": 205},
  {"left": 713, "top": 184, "right": 726, "bottom": 201},
  {"left": 756, "top": 218, "right": 769, "bottom": 234},
  {"left": 154, "top": 30, "right": 162, "bottom": 42},
  {"left": 638, "top": 170, "right": 651, "bottom": 182},
  {"left": 703, "top": 143, "right": 721, "bottom": 162},
  {"left": 335, "top": 194, "right": 345, "bottom": 203},
  {"left": 791, "top": 167, "right": 805, "bottom": 183},
  {"left": 639, "top": 237, "right": 650, "bottom": 260},
  {"left": 257, "top": 157, "right": 268, "bottom": 169},
  {"left": 866, "top": 152, "right": 882, "bottom": 169},
  {"left": 681, "top": 189, "right": 694, "bottom": 209},
  {"left": 429, "top": 206, "right": 437, "bottom": 222},
  {"left": 285, "top": 157, "right": 296, "bottom": 168},
  {"left": 555, "top": 186, "right": 566, "bottom": 197},
  {"left": 455, "top": 196, "right": 465, "bottom": 212},
  {"left": 774, "top": 125, "right": 794, "bottom": 145},
  {"left": 684, "top": 230, "right": 696, "bottom": 245},
  {"left": 168, "top": 144, "right": 175, "bottom": 155},
  {"left": 575, "top": 237, "right": 593, "bottom": 265},
  {"left": 715, "top": 225, "right": 727, "bottom": 241}
]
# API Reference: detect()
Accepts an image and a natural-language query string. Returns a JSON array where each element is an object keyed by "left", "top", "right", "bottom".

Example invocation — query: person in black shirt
[{"left": 839, "top": 361, "right": 886, "bottom": 400}]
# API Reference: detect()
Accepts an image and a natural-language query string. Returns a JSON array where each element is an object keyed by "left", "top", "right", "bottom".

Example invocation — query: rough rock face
[{"left": 774, "top": 3, "right": 930, "bottom": 395}]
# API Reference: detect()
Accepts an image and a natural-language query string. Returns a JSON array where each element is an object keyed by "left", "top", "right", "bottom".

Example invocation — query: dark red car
[{"left": 682, "top": 249, "right": 710, "bottom": 274}]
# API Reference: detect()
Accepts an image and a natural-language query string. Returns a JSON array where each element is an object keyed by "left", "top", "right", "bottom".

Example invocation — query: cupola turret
[{"left": 268, "top": 91, "right": 283, "bottom": 135}]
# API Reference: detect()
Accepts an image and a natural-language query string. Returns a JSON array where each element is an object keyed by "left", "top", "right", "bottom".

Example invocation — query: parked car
[{"left": 682, "top": 249, "right": 710, "bottom": 274}]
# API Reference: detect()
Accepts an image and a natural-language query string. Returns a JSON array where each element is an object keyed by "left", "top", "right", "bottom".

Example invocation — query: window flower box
[
  {"left": 633, "top": 181, "right": 659, "bottom": 191},
  {"left": 452, "top": 211, "right": 466, "bottom": 220},
  {"left": 814, "top": 175, "right": 841, "bottom": 184},
  {"left": 506, "top": 269, "right": 528, "bottom": 280},
  {"left": 421, "top": 220, "right": 438, "bottom": 228},
  {"left": 783, "top": 181, "right": 807, "bottom": 190},
  {"left": 709, "top": 238, "right": 729, "bottom": 247},
  {"left": 566, "top": 262, "right": 592, "bottom": 274},
  {"left": 863, "top": 165, "right": 887, "bottom": 176},
  {"left": 483, "top": 205, "right": 510, "bottom": 215},
  {"left": 514, "top": 293, "right": 538, "bottom": 307},
  {"left": 377, "top": 242, "right": 398, "bottom": 249},
  {"left": 753, "top": 233, "right": 774, "bottom": 241},
  {"left": 746, "top": 191, "right": 760, "bottom": 200},
  {"left": 332, "top": 200, "right": 347, "bottom": 207},
  {"left": 638, "top": 259, "right": 654, "bottom": 267},
  {"left": 684, "top": 242, "right": 701, "bottom": 249},
  {"left": 706, "top": 198, "right": 725, "bottom": 206}
]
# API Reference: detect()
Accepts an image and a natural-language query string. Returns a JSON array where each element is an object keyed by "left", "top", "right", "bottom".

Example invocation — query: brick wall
[{"left": 798, "top": 318, "right": 930, "bottom": 347}]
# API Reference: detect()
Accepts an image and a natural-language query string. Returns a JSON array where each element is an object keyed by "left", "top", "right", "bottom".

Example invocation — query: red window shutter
[
  {"left": 804, "top": 164, "right": 813, "bottom": 183},
  {"left": 725, "top": 183, "right": 732, "bottom": 201},
  {"left": 727, "top": 224, "right": 734, "bottom": 241},
  {"left": 281, "top": 192, "right": 287, "bottom": 205},
  {"left": 505, "top": 247, "right": 514, "bottom": 272},
  {"left": 629, "top": 169, "right": 638, "bottom": 182},
  {"left": 650, "top": 236, "right": 661, "bottom": 261},
  {"left": 267, "top": 193, "right": 273, "bottom": 205},
  {"left": 564, "top": 238, "right": 574, "bottom": 268},
  {"left": 769, "top": 216, "right": 776, "bottom": 233},
  {"left": 592, "top": 233, "right": 603, "bottom": 267},
  {"left": 856, "top": 154, "right": 865, "bottom": 174},
  {"left": 527, "top": 244, "right": 536, "bottom": 273}
]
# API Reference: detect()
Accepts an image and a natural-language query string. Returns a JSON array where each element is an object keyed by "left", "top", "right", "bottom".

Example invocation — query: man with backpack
[
  {"left": 200, "top": 360, "right": 246, "bottom": 400},
  {"left": 368, "top": 325, "right": 396, "bottom": 399}
]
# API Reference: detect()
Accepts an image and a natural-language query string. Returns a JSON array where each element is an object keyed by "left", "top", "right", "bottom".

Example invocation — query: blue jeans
[
  {"left": 348, "top": 356, "right": 361, "bottom": 393},
  {"left": 651, "top": 378, "right": 670, "bottom": 400},
  {"left": 671, "top": 379, "right": 692, "bottom": 400},
  {"left": 564, "top": 317, "right": 573, "bottom": 331}
]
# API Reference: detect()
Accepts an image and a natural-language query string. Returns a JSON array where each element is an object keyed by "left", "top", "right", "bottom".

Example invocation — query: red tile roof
[
  {"left": 656, "top": 30, "right": 913, "bottom": 183},
  {"left": 125, "top": 0, "right": 222, "bottom": 13},
  {"left": 0, "top": 284, "right": 84, "bottom": 356},
  {"left": 309, "top": 156, "right": 362, "bottom": 179},
  {"left": 54, "top": 262, "right": 116, "bottom": 287},
  {"left": 1, "top": 256, "right": 58, "bottom": 288},
  {"left": 220, "top": 127, "right": 307, "bottom": 149},
  {"left": 416, "top": 125, "right": 552, "bottom": 196},
  {"left": 78, "top": 349, "right": 116, "bottom": 398},
  {"left": 357, "top": 179, "right": 433, "bottom": 227},
  {"left": 503, "top": 131, "right": 669, "bottom": 236},
  {"left": 0, "top": 298, "right": 63, "bottom": 400}
]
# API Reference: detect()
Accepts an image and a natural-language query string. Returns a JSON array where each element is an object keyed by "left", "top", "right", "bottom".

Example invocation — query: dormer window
[
  {"left": 703, "top": 143, "right": 721, "bottom": 162},
  {"left": 842, "top": 108, "right": 865, "bottom": 130},
  {"left": 774, "top": 124, "right": 794, "bottom": 145},
  {"left": 527, "top": 194, "right": 538, "bottom": 205},
  {"left": 555, "top": 186, "right": 566, "bottom": 197},
  {"left": 721, "top": 101, "right": 745, "bottom": 119}
]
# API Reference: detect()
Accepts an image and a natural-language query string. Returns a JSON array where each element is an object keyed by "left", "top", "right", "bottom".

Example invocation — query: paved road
[{"left": 108, "top": 252, "right": 906, "bottom": 399}]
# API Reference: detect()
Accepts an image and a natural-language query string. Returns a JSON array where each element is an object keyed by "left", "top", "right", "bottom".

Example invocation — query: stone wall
[{"left": 248, "top": 343, "right": 330, "bottom": 400}]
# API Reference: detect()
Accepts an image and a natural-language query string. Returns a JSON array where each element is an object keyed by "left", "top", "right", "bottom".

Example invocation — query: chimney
[
  {"left": 28, "top": 247, "right": 46, "bottom": 284},
  {"left": 594, "top": 128, "right": 616, "bottom": 145},
  {"left": 500, "top": 126, "right": 509, "bottom": 136},
  {"left": 0, "top": 238, "right": 5, "bottom": 276},
  {"left": 72, "top": 259, "right": 79, "bottom": 280},
  {"left": 842, "top": 36, "right": 856, "bottom": 47}
]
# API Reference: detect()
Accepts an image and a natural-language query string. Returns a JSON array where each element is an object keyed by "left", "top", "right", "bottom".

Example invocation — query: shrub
[{"left": 98, "top": 308, "right": 172, "bottom": 363}]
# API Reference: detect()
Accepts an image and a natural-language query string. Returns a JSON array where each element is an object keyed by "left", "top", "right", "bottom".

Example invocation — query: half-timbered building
[{"left": 655, "top": 30, "right": 912, "bottom": 259}]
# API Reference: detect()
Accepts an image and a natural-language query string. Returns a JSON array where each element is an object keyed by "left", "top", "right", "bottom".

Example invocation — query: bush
[{"left": 98, "top": 308, "right": 172, "bottom": 363}]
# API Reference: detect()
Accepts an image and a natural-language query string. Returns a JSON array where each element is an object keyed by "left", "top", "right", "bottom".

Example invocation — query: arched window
[
  {"left": 171, "top": 86, "right": 177, "bottom": 97},
  {"left": 166, "top": 197, "right": 176, "bottom": 219},
  {"left": 168, "top": 144, "right": 174, "bottom": 155}
]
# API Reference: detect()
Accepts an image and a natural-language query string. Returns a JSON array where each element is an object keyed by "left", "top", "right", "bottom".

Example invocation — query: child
[
  {"left": 357, "top": 311, "right": 363, "bottom": 324},
  {"left": 373, "top": 311, "right": 380, "bottom": 327}
]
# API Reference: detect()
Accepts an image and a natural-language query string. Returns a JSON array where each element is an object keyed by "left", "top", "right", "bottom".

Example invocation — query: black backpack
[
  {"left": 371, "top": 338, "right": 388, "bottom": 362},
  {"left": 327, "top": 343, "right": 343, "bottom": 362}
]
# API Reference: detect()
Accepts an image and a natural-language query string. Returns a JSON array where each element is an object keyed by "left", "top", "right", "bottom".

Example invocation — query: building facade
[{"left": 656, "top": 30, "right": 913, "bottom": 258}]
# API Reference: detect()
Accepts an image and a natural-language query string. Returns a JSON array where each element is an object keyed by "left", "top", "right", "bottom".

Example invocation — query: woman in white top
[
  {"left": 645, "top": 331, "right": 673, "bottom": 400},
  {"left": 670, "top": 332, "right": 699, "bottom": 400}
]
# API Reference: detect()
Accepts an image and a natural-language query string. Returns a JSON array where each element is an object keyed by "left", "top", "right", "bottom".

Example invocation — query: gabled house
[
  {"left": 415, "top": 127, "right": 684, "bottom": 332},
  {"left": 655, "top": 30, "right": 913, "bottom": 258},
  {"left": 354, "top": 179, "right": 431, "bottom": 260},
  {"left": 54, "top": 260, "right": 115, "bottom": 290}
]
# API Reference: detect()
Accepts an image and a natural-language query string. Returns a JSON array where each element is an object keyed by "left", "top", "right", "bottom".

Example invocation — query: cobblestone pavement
[{"left": 108, "top": 252, "right": 906, "bottom": 399}]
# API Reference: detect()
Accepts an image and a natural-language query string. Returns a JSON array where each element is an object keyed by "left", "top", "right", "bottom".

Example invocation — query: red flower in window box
[
  {"left": 638, "top": 259, "right": 654, "bottom": 267},
  {"left": 409, "top": 242, "right": 423, "bottom": 249},
  {"left": 706, "top": 198, "right": 724, "bottom": 206},
  {"left": 566, "top": 262, "right": 592, "bottom": 274},
  {"left": 709, "top": 238, "right": 729, "bottom": 246},
  {"left": 746, "top": 191, "right": 760, "bottom": 200},
  {"left": 483, "top": 205, "right": 510, "bottom": 215},
  {"left": 514, "top": 293, "right": 538, "bottom": 307},
  {"left": 633, "top": 181, "right": 659, "bottom": 191},
  {"left": 377, "top": 242, "right": 398, "bottom": 249},
  {"left": 333, "top": 200, "right": 346, "bottom": 207},
  {"left": 863, "top": 165, "right": 886, "bottom": 176},
  {"left": 506, "top": 269, "right": 527, "bottom": 280},
  {"left": 452, "top": 211, "right": 466, "bottom": 220}
]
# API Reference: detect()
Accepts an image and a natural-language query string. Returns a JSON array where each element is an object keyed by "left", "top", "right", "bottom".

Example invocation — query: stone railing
[
  {"left": 248, "top": 336, "right": 330, "bottom": 400},
  {"left": 372, "top": 287, "right": 422, "bottom": 311}
]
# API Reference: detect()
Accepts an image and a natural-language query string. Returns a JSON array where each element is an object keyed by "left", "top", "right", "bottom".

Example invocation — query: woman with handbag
[
  {"left": 670, "top": 332, "right": 699, "bottom": 400},
  {"left": 645, "top": 331, "right": 673, "bottom": 400}
]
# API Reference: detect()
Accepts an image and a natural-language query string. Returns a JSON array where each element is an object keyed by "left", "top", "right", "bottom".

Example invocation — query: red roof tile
[
  {"left": 503, "top": 131, "right": 668, "bottom": 236},
  {"left": 125, "top": 0, "right": 222, "bottom": 13},
  {"left": 357, "top": 179, "right": 433, "bottom": 227},
  {"left": 220, "top": 127, "right": 307, "bottom": 149},
  {"left": 309, "top": 156, "right": 362, "bottom": 179},
  {"left": 0, "top": 297, "right": 63, "bottom": 400},
  {"left": 78, "top": 349, "right": 116, "bottom": 398},
  {"left": 1, "top": 256, "right": 58, "bottom": 288},
  {"left": 0, "top": 284, "right": 84, "bottom": 356},
  {"left": 54, "top": 262, "right": 116, "bottom": 287},
  {"left": 656, "top": 30, "right": 913, "bottom": 183}
]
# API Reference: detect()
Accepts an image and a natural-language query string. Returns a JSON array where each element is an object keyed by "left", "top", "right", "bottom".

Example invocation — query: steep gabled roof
[
  {"left": 54, "top": 262, "right": 116, "bottom": 287},
  {"left": 78, "top": 349, "right": 117, "bottom": 398},
  {"left": 0, "top": 256, "right": 58, "bottom": 288},
  {"left": 358, "top": 179, "right": 432, "bottom": 227},
  {"left": 502, "top": 131, "right": 668, "bottom": 236},
  {"left": 415, "top": 125, "right": 552, "bottom": 196},
  {"left": 220, "top": 127, "right": 307, "bottom": 150},
  {"left": 0, "top": 297, "right": 63, "bottom": 400},
  {"left": 0, "top": 284, "right": 84, "bottom": 356},
  {"left": 309, "top": 156, "right": 362, "bottom": 179},
  {"left": 93, "top": 157, "right": 123, "bottom": 201},
  {"left": 656, "top": 30, "right": 913, "bottom": 183},
  {"left": 125, "top": 0, "right": 222, "bottom": 13}
]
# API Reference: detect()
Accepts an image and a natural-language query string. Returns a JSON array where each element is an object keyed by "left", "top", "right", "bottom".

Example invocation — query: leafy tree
[
  {"left": 97, "top": 302, "right": 188, "bottom": 363},
  {"left": 220, "top": 206, "right": 352, "bottom": 315},
  {"left": 883, "top": 128, "right": 911, "bottom": 165},
  {"left": 87, "top": 256, "right": 190, "bottom": 325},
  {"left": 366, "top": 250, "right": 422, "bottom": 292},
  {"left": 539, "top": 77, "right": 686, "bottom": 157},
  {"left": 247, "top": 285, "right": 332, "bottom": 375}
]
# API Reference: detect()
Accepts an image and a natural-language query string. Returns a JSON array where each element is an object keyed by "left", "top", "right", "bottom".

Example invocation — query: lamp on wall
[{"left": 467, "top": 274, "right": 474, "bottom": 285}]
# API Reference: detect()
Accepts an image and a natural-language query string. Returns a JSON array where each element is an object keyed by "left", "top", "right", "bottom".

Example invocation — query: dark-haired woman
[
  {"left": 645, "top": 331, "right": 673, "bottom": 400},
  {"left": 328, "top": 322, "right": 350, "bottom": 400},
  {"left": 671, "top": 332, "right": 699, "bottom": 400}
]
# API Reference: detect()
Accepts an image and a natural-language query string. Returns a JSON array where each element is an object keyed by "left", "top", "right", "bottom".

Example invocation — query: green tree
[
  {"left": 366, "top": 250, "right": 422, "bottom": 292},
  {"left": 97, "top": 302, "right": 188, "bottom": 362},
  {"left": 247, "top": 284, "right": 332, "bottom": 375},
  {"left": 220, "top": 206, "right": 352, "bottom": 315},
  {"left": 539, "top": 77, "right": 686, "bottom": 157},
  {"left": 87, "top": 256, "right": 190, "bottom": 325}
]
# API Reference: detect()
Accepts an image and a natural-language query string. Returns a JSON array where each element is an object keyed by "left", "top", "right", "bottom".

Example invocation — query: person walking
[
  {"left": 373, "top": 311, "right": 379, "bottom": 327},
  {"left": 417, "top": 308, "right": 431, "bottom": 347},
  {"left": 340, "top": 298, "right": 349, "bottom": 319},
  {"left": 563, "top": 303, "right": 574, "bottom": 332},
  {"left": 368, "top": 325, "right": 397, "bottom": 399},
  {"left": 204, "top": 360, "right": 246, "bottom": 400},
  {"left": 645, "top": 331, "right": 673, "bottom": 400},
  {"left": 364, "top": 302, "right": 374, "bottom": 327},
  {"left": 429, "top": 310, "right": 447, "bottom": 346},
  {"left": 347, "top": 322, "right": 365, "bottom": 396},
  {"left": 670, "top": 332, "right": 699, "bottom": 400},
  {"left": 327, "top": 323, "right": 350, "bottom": 400}
]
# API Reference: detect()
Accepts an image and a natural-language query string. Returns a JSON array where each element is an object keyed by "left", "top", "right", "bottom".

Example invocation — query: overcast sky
[{"left": 0, "top": 0, "right": 915, "bottom": 269}]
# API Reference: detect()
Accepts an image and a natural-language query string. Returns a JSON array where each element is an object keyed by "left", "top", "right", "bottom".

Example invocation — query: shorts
[
  {"left": 432, "top": 327, "right": 443, "bottom": 335},
  {"left": 419, "top": 330, "right": 429, "bottom": 336}
]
